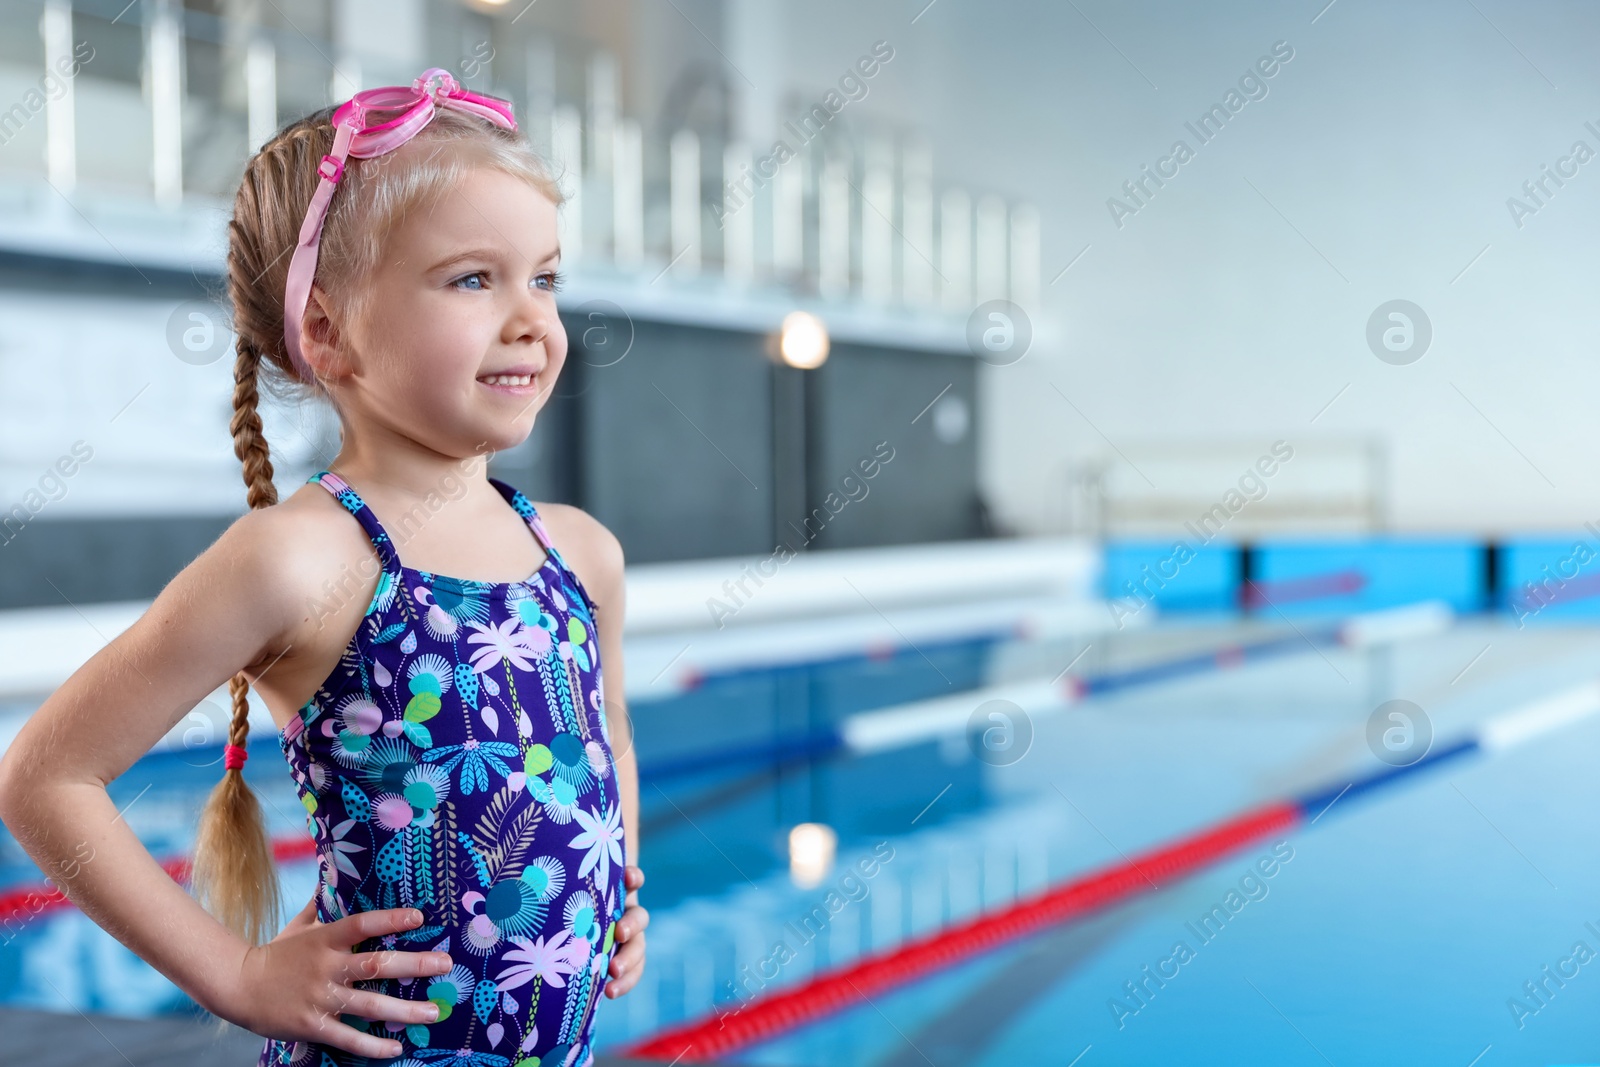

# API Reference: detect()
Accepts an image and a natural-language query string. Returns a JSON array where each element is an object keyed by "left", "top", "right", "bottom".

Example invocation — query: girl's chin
[{"left": 466, "top": 415, "right": 538, "bottom": 453}]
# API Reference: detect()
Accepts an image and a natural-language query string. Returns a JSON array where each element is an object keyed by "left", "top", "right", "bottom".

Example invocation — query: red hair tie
[{"left": 224, "top": 744, "right": 250, "bottom": 770}]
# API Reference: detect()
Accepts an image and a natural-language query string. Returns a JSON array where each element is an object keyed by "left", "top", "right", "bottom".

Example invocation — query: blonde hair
[{"left": 189, "top": 100, "right": 565, "bottom": 959}]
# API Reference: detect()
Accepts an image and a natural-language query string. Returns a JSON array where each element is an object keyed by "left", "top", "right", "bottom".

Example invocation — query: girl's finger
[
  {"left": 339, "top": 987, "right": 445, "bottom": 1027},
  {"left": 331, "top": 907, "right": 425, "bottom": 948},
  {"left": 606, "top": 965, "right": 643, "bottom": 998},
  {"left": 346, "top": 948, "right": 454, "bottom": 983},
  {"left": 618, "top": 905, "right": 650, "bottom": 939},
  {"left": 608, "top": 938, "right": 644, "bottom": 978},
  {"left": 272, "top": 896, "right": 320, "bottom": 941},
  {"left": 309, "top": 1011, "right": 408, "bottom": 1061}
]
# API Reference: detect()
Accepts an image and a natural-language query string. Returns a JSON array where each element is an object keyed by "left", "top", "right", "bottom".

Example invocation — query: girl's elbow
[
  {"left": 0, "top": 744, "right": 63, "bottom": 818},
  {"left": 0, "top": 746, "right": 20, "bottom": 800},
  {"left": 0, "top": 755, "right": 25, "bottom": 825}
]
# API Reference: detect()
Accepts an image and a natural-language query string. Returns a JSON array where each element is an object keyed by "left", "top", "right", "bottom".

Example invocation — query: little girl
[{"left": 0, "top": 69, "right": 645, "bottom": 1066}]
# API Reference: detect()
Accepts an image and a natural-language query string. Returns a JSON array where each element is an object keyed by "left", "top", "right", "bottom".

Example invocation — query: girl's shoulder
[
  {"left": 49, "top": 482, "right": 381, "bottom": 773},
  {"left": 218, "top": 482, "right": 387, "bottom": 627},
  {"left": 232, "top": 480, "right": 382, "bottom": 569}
]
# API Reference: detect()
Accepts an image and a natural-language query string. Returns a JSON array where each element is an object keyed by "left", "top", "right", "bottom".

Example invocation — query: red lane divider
[
  {"left": 1240, "top": 569, "right": 1366, "bottom": 609},
  {"left": 624, "top": 801, "right": 1302, "bottom": 1063},
  {"left": 0, "top": 834, "right": 316, "bottom": 930},
  {"left": 1214, "top": 645, "right": 1247, "bottom": 668}
]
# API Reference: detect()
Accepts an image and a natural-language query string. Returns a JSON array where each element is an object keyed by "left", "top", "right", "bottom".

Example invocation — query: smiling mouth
[{"left": 478, "top": 373, "right": 536, "bottom": 387}]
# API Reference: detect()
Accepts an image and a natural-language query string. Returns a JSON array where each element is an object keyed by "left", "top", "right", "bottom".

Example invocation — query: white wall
[
  {"left": 730, "top": 0, "right": 1600, "bottom": 536},
  {"left": 0, "top": 290, "right": 331, "bottom": 517}
]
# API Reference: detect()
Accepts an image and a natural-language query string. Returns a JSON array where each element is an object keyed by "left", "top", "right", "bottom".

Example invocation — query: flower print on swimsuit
[
  {"left": 570, "top": 804, "right": 623, "bottom": 887},
  {"left": 424, "top": 737, "right": 523, "bottom": 795},
  {"left": 507, "top": 584, "right": 556, "bottom": 630},
  {"left": 262, "top": 470, "right": 624, "bottom": 1067},
  {"left": 467, "top": 616, "right": 552, "bottom": 674},
  {"left": 417, "top": 576, "right": 493, "bottom": 640},
  {"left": 318, "top": 811, "right": 368, "bottom": 889},
  {"left": 496, "top": 929, "right": 581, "bottom": 995}
]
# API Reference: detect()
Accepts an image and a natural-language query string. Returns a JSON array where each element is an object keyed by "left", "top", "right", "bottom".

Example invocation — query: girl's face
[{"left": 331, "top": 165, "right": 568, "bottom": 458}]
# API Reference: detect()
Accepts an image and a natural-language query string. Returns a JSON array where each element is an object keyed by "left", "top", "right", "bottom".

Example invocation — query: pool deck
[{"left": 0, "top": 1007, "right": 702, "bottom": 1066}]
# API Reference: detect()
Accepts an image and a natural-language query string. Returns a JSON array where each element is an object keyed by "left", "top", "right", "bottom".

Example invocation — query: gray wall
[
  {"left": 804, "top": 340, "right": 983, "bottom": 549},
  {"left": 573, "top": 316, "right": 775, "bottom": 563},
  {"left": 567, "top": 315, "right": 983, "bottom": 563}
]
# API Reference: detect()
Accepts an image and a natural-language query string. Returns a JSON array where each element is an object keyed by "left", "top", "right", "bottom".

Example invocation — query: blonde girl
[{"left": 0, "top": 68, "right": 646, "bottom": 1066}]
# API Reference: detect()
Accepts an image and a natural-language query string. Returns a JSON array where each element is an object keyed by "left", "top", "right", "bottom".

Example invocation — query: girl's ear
[{"left": 299, "top": 284, "right": 356, "bottom": 382}]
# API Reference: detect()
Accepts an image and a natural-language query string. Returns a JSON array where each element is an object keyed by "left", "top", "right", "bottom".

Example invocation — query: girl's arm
[
  {"left": 595, "top": 540, "right": 638, "bottom": 888},
  {"left": 574, "top": 510, "right": 647, "bottom": 997},
  {"left": 0, "top": 509, "right": 300, "bottom": 1012},
  {"left": 0, "top": 508, "right": 442, "bottom": 1056}
]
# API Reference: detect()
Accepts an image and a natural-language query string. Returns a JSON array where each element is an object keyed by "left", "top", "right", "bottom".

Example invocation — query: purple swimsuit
[{"left": 260, "top": 470, "right": 624, "bottom": 1067}]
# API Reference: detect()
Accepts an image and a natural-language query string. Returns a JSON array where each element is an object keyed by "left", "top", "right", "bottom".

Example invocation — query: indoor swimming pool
[{"left": 2, "top": 600, "right": 1596, "bottom": 1065}]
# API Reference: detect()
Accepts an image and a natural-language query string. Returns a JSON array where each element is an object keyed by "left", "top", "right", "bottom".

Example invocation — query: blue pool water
[
  {"left": 717, "top": 618, "right": 1600, "bottom": 1066},
  {"left": 1, "top": 611, "right": 1596, "bottom": 1065}
]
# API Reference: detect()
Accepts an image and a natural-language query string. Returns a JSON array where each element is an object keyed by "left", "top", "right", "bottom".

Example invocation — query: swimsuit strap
[
  {"left": 307, "top": 469, "right": 402, "bottom": 573},
  {"left": 489, "top": 476, "right": 557, "bottom": 556},
  {"left": 488, "top": 477, "right": 602, "bottom": 620}
]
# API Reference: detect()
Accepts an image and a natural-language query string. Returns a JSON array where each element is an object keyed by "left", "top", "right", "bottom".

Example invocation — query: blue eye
[
  {"left": 535, "top": 271, "right": 566, "bottom": 293},
  {"left": 453, "top": 272, "right": 487, "bottom": 291}
]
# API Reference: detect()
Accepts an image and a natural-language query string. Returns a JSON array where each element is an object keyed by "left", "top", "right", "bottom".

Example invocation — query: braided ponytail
[
  {"left": 187, "top": 118, "right": 333, "bottom": 959},
  {"left": 188, "top": 334, "right": 284, "bottom": 958}
]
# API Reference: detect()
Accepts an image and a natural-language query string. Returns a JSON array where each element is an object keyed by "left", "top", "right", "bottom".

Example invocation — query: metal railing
[{"left": 0, "top": 0, "right": 1040, "bottom": 315}]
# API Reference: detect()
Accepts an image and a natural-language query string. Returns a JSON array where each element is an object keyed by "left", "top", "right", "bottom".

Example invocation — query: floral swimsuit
[{"left": 260, "top": 470, "right": 625, "bottom": 1067}]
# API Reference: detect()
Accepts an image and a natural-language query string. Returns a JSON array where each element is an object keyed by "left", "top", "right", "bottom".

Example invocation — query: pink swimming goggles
[{"left": 282, "top": 67, "right": 517, "bottom": 378}]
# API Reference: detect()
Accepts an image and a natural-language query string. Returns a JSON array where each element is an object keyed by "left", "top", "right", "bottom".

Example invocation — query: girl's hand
[
  {"left": 605, "top": 865, "right": 648, "bottom": 998},
  {"left": 223, "top": 902, "right": 453, "bottom": 1059}
]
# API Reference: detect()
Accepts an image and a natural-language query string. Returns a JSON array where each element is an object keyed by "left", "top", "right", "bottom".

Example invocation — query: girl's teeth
[{"left": 481, "top": 374, "right": 533, "bottom": 386}]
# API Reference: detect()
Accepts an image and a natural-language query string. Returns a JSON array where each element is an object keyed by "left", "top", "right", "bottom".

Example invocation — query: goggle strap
[
  {"left": 284, "top": 120, "right": 355, "bottom": 377},
  {"left": 438, "top": 93, "right": 515, "bottom": 127}
]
